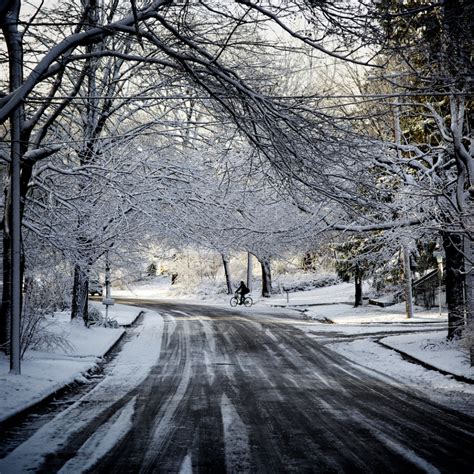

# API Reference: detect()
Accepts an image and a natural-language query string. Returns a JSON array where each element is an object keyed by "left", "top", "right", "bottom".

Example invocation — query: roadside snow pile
[
  {"left": 301, "top": 311, "right": 334, "bottom": 324},
  {"left": 330, "top": 339, "right": 474, "bottom": 416},
  {"left": 0, "top": 305, "right": 141, "bottom": 423},
  {"left": 380, "top": 331, "right": 474, "bottom": 381},
  {"left": 0, "top": 309, "right": 164, "bottom": 473}
]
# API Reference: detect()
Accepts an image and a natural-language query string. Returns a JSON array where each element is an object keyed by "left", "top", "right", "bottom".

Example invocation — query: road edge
[
  {"left": 377, "top": 340, "right": 474, "bottom": 385},
  {"left": 0, "top": 310, "right": 144, "bottom": 431}
]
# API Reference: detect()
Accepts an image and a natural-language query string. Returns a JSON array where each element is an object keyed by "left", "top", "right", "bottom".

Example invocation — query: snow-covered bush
[
  {"left": 87, "top": 306, "right": 119, "bottom": 328},
  {"left": 271, "top": 256, "right": 305, "bottom": 276},
  {"left": 21, "top": 279, "right": 73, "bottom": 358},
  {"left": 87, "top": 306, "right": 103, "bottom": 324},
  {"left": 274, "top": 273, "right": 340, "bottom": 293}
]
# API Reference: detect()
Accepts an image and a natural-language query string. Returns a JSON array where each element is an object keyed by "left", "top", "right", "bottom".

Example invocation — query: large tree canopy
[{"left": 0, "top": 0, "right": 472, "bottom": 366}]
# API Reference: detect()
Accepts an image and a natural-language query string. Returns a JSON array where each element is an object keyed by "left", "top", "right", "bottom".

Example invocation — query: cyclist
[{"left": 235, "top": 280, "right": 250, "bottom": 305}]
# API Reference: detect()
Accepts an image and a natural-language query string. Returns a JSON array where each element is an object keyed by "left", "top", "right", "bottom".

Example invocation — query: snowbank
[
  {"left": 300, "top": 302, "right": 446, "bottom": 324},
  {"left": 0, "top": 304, "right": 141, "bottom": 423},
  {"left": 92, "top": 302, "right": 143, "bottom": 326},
  {"left": 380, "top": 331, "right": 474, "bottom": 380},
  {"left": 329, "top": 339, "right": 474, "bottom": 416},
  {"left": 0, "top": 308, "right": 164, "bottom": 472}
]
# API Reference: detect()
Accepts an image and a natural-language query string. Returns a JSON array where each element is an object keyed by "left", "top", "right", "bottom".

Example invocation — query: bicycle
[{"left": 230, "top": 295, "right": 253, "bottom": 307}]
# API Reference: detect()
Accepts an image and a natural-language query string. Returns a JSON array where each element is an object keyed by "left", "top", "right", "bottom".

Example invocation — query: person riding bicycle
[{"left": 235, "top": 281, "right": 250, "bottom": 305}]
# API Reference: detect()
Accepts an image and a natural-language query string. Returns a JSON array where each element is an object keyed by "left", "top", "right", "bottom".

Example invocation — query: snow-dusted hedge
[{"left": 279, "top": 274, "right": 340, "bottom": 293}]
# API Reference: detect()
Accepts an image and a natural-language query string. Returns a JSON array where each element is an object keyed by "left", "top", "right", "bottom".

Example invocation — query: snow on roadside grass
[
  {"left": 268, "top": 282, "right": 357, "bottom": 306},
  {"left": 0, "top": 309, "right": 164, "bottom": 473},
  {"left": 48, "top": 311, "right": 124, "bottom": 356},
  {"left": 330, "top": 339, "right": 474, "bottom": 416},
  {"left": 301, "top": 302, "right": 446, "bottom": 324},
  {"left": 0, "top": 305, "right": 142, "bottom": 423},
  {"left": 0, "top": 352, "right": 101, "bottom": 423},
  {"left": 380, "top": 331, "right": 473, "bottom": 381}
]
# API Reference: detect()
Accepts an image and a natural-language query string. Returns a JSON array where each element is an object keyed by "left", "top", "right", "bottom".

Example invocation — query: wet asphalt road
[{"left": 4, "top": 300, "right": 474, "bottom": 473}]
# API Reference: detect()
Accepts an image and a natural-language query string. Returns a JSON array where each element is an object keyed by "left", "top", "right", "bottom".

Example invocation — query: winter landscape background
[{"left": 0, "top": 0, "right": 473, "bottom": 471}]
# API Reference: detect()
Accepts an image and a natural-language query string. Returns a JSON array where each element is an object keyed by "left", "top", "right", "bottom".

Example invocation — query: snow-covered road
[{"left": 1, "top": 300, "right": 473, "bottom": 473}]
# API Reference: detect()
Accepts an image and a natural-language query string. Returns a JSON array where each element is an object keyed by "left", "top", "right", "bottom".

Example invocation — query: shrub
[{"left": 21, "top": 278, "right": 73, "bottom": 358}]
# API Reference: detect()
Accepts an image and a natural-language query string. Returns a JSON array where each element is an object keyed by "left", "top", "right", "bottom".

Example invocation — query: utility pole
[
  {"left": 4, "top": 1, "right": 24, "bottom": 374},
  {"left": 433, "top": 247, "right": 444, "bottom": 317}
]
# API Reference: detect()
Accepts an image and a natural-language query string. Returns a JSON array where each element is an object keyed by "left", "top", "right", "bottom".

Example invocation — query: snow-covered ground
[
  {"left": 0, "top": 308, "right": 164, "bottom": 473},
  {"left": 0, "top": 303, "right": 142, "bottom": 423},
  {"left": 99, "top": 302, "right": 144, "bottom": 326},
  {"left": 115, "top": 277, "right": 445, "bottom": 324},
  {"left": 380, "top": 331, "right": 473, "bottom": 380},
  {"left": 113, "top": 275, "right": 178, "bottom": 300},
  {"left": 329, "top": 339, "right": 474, "bottom": 416},
  {"left": 1, "top": 278, "right": 472, "bottom": 425},
  {"left": 256, "top": 281, "right": 472, "bottom": 415},
  {"left": 117, "top": 276, "right": 472, "bottom": 362}
]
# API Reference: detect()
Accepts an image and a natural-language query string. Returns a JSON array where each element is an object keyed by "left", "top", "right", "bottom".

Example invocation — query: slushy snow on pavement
[{"left": 1, "top": 279, "right": 472, "bottom": 428}]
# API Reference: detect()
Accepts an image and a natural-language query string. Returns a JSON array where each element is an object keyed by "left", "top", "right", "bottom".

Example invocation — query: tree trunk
[
  {"left": 260, "top": 257, "right": 272, "bottom": 297},
  {"left": 301, "top": 252, "right": 315, "bottom": 271},
  {"left": 402, "top": 242, "right": 414, "bottom": 319},
  {"left": 465, "top": 233, "right": 474, "bottom": 365},
  {"left": 464, "top": 198, "right": 474, "bottom": 365},
  {"left": 221, "top": 254, "right": 233, "bottom": 295},
  {"left": 246, "top": 252, "right": 253, "bottom": 292},
  {"left": 69, "top": 1, "right": 101, "bottom": 327},
  {"left": 71, "top": 264, "right": 89, "bottom": 324},
  {"left": 354, "top": 266, "right": 363, "bottom": 307},
  {"left": 443, "top": 232, "right": 465, "bottom": 340}
]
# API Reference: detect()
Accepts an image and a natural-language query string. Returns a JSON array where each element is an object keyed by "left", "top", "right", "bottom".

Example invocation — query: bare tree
[{"left": 5, "top": 0, "right": 469, "bottom": 371}]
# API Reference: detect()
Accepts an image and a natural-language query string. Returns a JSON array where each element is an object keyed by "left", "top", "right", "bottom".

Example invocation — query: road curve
[{"left": 19, "top": 301, "right": 474, "bottom": 472}]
